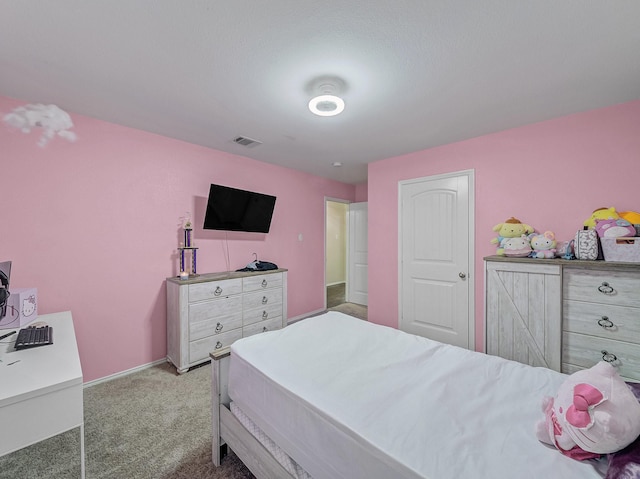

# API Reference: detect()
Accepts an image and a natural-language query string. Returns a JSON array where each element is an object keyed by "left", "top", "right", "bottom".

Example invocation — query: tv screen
[{"left": 203, "top": 184, "right": 276, "bottom": 233}]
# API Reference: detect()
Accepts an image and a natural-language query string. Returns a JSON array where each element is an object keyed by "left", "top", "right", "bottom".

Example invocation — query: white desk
[{"left": 0, "top": 311, "right": 84, "bottom": 478}]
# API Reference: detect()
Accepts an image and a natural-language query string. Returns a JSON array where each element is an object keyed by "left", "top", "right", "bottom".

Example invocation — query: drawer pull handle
[
  {"left": 262, "top": 311, "right": 268, "bottom": 319},
  {"left": 261, "top": 279, "right": 268, "bottom": 288},
  {"left": 597, "top": 282, "right": 615, "bottom": 295},
  {"left": 597, "top": 317, "right": 614, "bottom": 329},
  {"left": 215, "top": 341, "right": 223, "bottom": 350},
  {"left": 214, "top": 286, "right": 223, "bottom": 296},
  {"left": 262, "top": 296, "right": 268, "bottom": 304},
  {"left": 215, "top": 322, "right": 223, "bottom": 332},
  {"left": 601, "top": 350, "right": 618, "bottom": 363}
]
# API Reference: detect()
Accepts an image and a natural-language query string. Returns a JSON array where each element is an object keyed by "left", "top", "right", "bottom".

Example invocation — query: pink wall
[
  {"left": 355, "top": 182, "right": 368, "bottom": 202},
  {"left": 368, "top": 100, "right": 640, "bottom": 350},
  {"left": 0, "top": 96, "right": 355, "bottom": 382}
]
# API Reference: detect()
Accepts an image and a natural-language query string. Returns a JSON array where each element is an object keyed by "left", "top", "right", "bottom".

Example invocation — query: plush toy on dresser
[
  {"left": 594, "top": 219, "right": 636, "bottom": 238},
  {"left": 583, "top": 207, "right": 621, "bottom": 229},
  {"left": 620, "top": 211, "right": 640, "bottom": 230},
  {"left": 529, "top": 231, "right": 557, "bottom": 258},
  {"left": 491, "top": 217, "right": 535, "bottom": 255},
  {"left": 501, "top": 235, "right": 532, "bottom": 257}
]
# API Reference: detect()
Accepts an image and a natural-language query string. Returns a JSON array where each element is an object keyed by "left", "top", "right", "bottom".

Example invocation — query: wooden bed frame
[{"left": 210, "top": 347, "right": 296, "bottom": 479}]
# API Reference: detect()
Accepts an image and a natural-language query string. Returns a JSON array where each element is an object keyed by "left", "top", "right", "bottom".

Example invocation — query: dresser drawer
[
  {"left": 243, "top": 316, "right": 283, "bottom": 337},
  {"left": 563, "top": 300, "right": 640, "bottom": 345},
  {"left": 190, "top": 329, "right": 242, "bottom": 363},
  {"left": 243, "top": 288, "right": 283, "bottom": 310},
  {"left": 243, "top": 303, "right": 283, "bottom": 326},
  {"left": 189, "top": 311, "right": 242, "bottom": 341},
  {"left": 564, "top": 269, "right": 640, "bottom": 308},
  {"left": 189, "top": 295, "right": 242, "bottom": 323},
  {"left": 189, "top": 278, "right": 242, "bottom": 303},
  {"left": 562, "top": 331, "right": 640, "bottom": 381},
  {"left": 243, "top": 272, "right": 282, "bottom": 292}
]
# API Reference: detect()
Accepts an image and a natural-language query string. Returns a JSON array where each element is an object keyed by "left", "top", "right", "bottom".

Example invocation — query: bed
[{"left": 210, "top": 311, "right": 607, "bottom": 478}]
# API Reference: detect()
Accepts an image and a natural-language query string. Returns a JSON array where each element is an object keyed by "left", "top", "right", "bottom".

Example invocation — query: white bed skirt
[{"left": 228, "top": 311, "right": 604, "bottom": 479}]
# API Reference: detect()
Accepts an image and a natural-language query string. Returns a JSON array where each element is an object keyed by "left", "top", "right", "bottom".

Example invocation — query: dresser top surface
[
  {"left": 167, "top": 268, "right": 287, "bottom": 285},
  {"left": 484, "top": 256, "right": 640, "bottom": 272}
]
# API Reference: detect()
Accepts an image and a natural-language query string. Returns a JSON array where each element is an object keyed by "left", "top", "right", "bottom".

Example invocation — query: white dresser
[
  {"left": 166, "top": 269, "right": 287, "bottom": 373},
  {"left": 485, "top": 256, "right": 640, "bottom": 381}
]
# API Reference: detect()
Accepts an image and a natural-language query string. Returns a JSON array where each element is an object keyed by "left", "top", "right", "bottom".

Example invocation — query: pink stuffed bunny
[{"left": 536, "top": 362, "right": 640, "bottom": 459}]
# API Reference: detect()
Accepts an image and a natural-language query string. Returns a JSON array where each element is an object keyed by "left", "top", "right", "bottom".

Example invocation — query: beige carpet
[
  {"left": 0, "top": 361, "right": 254, "bottom": 479},
  {"left": 326, "top": 283, "right": 346, "bottom": 308},
  {"left": 328, "top": 302, "right": 367, "bottom": 321},
  {"left": 326, "top": 283, "right": 368, "bottom": 321}
]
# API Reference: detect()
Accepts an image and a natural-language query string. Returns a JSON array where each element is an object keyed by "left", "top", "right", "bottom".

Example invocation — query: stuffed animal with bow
[
  {"left": 536, "top": 361, "right": 640, "bottom": 460},
  {"left": 529, "top": 231, "right": 557, "bottom": 258}
]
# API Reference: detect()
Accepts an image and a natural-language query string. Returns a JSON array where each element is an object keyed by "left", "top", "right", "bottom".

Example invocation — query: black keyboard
[{"left": 15, "top": 326, "right": 53, "bottom": 350}]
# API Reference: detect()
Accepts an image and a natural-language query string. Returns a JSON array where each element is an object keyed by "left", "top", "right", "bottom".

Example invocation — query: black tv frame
[{"left": 203, "top": 184, "right": 276, "bottom": 233}]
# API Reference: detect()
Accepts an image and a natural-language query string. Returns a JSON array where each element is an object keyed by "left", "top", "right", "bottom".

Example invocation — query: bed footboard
[
  {"left": 210, "top": 348, "right": 231, "bottom": 466},
  {"left": 210, "top": 348, "right": 295, "bottom": 479}
]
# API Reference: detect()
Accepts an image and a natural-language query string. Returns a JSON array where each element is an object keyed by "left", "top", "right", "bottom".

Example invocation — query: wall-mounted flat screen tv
[{"left": 203, "top": 184, "right": 276, "bottom": 233}]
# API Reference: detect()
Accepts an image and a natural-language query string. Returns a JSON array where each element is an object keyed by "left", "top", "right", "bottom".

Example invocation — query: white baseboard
[
  {"left": 84, "top": 358, "right": 167, "bottom": 388},
  {"left": 326, "top": 281, "right": 346, "bottom": 287}
]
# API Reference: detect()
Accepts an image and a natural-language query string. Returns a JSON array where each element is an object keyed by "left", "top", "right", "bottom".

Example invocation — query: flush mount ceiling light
[
  {"left": 309, "top": 95, "right": 345, "bottom": 117},
  {"left": 308, "top": 76, "right": 346, "bottom": 117}
]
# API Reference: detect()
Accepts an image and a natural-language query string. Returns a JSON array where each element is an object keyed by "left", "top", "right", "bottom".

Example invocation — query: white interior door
[
  {"left": 347, "top": 202, "right": 368, "bottom": 305},
  {"left": 399, "top": 170, "right": 474, "bottom": 349}
]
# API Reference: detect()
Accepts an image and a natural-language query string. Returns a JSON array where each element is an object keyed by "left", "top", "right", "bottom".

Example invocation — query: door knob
[{"left": 459, "top": 272, "right": 466, "bottom": 279}]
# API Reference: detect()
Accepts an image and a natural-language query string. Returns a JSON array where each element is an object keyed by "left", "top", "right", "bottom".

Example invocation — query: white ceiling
[{"left": 1, "top": 1, "right": 639, "bottom": 184}]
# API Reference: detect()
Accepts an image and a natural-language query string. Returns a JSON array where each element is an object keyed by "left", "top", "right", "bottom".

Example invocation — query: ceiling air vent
[{"left": 233, "top": 136, "right": 262, "bottom": 148}]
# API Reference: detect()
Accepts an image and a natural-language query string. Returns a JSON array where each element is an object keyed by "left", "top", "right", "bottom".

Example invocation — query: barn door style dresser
[
  {"left": 166, "top": 269, "right": 287, "bottom": 373},
  {"left": 485, "top": 256, "right": 640, "bottom": 381}
]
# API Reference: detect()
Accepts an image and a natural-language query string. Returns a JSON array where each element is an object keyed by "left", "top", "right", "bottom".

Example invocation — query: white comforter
[{"left": 229, "top": 311, "right": 604, "bottom": 479}]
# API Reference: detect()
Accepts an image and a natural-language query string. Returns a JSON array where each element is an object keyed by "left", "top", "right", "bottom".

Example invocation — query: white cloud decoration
[{"left": 3, "top": 103, "right": 77, "bottom": 147}]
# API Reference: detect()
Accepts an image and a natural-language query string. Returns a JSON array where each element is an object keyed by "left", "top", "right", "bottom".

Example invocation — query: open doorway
[
  {"left": 325, "top": 199, "right": 368, "bottom": 320},
  {"left": 325, "top": 200, "right": 348, "bottom": 307}
]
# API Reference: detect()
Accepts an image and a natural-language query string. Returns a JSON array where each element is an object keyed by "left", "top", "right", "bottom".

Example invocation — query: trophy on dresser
[{"left": 178, "top": 213, "right": 198, "bottom": 279}]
